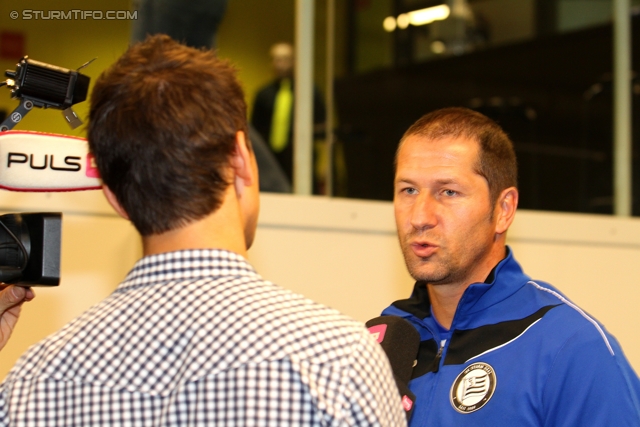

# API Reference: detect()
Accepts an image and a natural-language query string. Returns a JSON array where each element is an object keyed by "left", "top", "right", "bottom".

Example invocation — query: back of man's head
[
  {"left": 88, "top": 35, "right": 247, "bottom": 236},
  {"left": 399, "top": 107, "right": 518, "bottom": 205}
]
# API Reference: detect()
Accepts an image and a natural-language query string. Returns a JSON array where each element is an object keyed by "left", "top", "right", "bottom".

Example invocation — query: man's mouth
[{"left": 410, "top": 242, "right": 437, "bottom": 258}]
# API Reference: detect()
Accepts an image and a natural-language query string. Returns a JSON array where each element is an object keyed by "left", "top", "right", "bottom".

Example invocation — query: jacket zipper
[{"left": 432, "top": 339, "right": 447, "bottom": 373}]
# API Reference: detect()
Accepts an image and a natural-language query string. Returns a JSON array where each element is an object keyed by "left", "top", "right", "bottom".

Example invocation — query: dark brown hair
[
  {"left": 398, "top": 107, "right": 518, "bottom": 204},
  {"left": 88, "top": 35, "right": 248, "bottom": 236}
]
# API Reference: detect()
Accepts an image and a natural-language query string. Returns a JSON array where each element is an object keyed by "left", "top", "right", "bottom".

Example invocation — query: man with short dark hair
[
  {"left": 383, "top": 107, "right": 640, "bottom": 425},
  {"left": 0, "top": 35, "right": 406, "bottom": 426}
]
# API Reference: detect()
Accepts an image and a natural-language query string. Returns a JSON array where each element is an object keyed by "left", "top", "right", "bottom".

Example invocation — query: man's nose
[{"left": 410, "top": 193, "right": 438, "bottom": 231}]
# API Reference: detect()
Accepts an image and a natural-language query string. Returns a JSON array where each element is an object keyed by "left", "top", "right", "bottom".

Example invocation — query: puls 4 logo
[{"left": 7, "top": 152, "right": 82, "bottom": 172}]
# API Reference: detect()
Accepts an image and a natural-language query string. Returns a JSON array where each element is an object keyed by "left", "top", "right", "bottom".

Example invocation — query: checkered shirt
[{"left": 0, "top": 249, "right": 406, "bottom": 426}]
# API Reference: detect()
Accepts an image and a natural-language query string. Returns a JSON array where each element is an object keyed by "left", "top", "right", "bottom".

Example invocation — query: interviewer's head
[{"left": 88, "top": 35, "right": 249, "bottom": 237}]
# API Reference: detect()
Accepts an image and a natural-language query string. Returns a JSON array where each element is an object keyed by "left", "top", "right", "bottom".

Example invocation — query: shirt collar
[{"left": 116, "top": 249, "right": 260, "bottom": 292}]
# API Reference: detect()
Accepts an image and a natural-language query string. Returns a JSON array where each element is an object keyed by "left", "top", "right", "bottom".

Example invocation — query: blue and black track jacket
[{"left": 382, "top": 248, "right": 640, "bottom": 426}]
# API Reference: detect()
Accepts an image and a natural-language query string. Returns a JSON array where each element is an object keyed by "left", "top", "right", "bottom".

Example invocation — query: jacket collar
[{"left": 386, "top": 247, "right": 530, "bottom": 323}]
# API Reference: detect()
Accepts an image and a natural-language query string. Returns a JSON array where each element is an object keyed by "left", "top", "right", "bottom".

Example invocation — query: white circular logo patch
[{"left": 450, "top": 362, "right": 497, "bottom": 414}]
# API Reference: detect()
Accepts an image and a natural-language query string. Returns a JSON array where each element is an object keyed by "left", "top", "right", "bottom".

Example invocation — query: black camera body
[{"left": 0, "top": 213, "right": 61, "bottom": 286}]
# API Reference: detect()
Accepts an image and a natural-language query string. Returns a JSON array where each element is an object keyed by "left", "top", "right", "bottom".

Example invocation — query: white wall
[
  {"left": 249, "top": 194, "right": 414, "bottom": 322},
  {"left": 1, "top": 192, "right": 640, "bottom": 380}
]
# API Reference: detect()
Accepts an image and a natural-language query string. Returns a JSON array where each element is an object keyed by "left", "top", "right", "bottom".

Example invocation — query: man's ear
[
  {"left": 102, "top": 185, "right": 130, "bottom": 220},
  {"left": 494, "top": 187, "right": 518, "bottom": 235},
  {"left": 230, "top": 131, "right": 255, "bottom": 194}
]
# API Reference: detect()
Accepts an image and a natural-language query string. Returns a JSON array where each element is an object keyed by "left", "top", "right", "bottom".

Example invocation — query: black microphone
[{"left": 366, "top": 315, "right": 420, "bottom": 420}]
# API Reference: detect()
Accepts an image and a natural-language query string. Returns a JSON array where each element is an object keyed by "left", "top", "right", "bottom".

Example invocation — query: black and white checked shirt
[{"left": 0, "top": 249, "right": 406, "bottom": 426}]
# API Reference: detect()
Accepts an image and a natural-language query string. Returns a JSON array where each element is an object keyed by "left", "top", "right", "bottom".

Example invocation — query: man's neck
[
  {"left": 428, "top": 246, "right": 507, "bottom": 330},
  {"left": 142, "top": 188, "right": 249, "bottom": 258},
  {"left": 428, "top": 283, "right": 467, "bottom": 331}
]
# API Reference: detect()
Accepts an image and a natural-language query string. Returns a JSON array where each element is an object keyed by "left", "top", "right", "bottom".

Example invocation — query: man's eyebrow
[
  {"left": 433, "top": 178, "right": 459, "bottom": 185},
  {"left": 395, "top": 177, "right": 459, "bottom": 185},
  {"left": 394, "top": 177, "right": 417, "bottom": 185}
]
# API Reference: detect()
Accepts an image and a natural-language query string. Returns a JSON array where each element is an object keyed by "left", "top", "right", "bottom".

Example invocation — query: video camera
[{"left": 0, "top": 56, "right": 92, "bottom": 286}]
